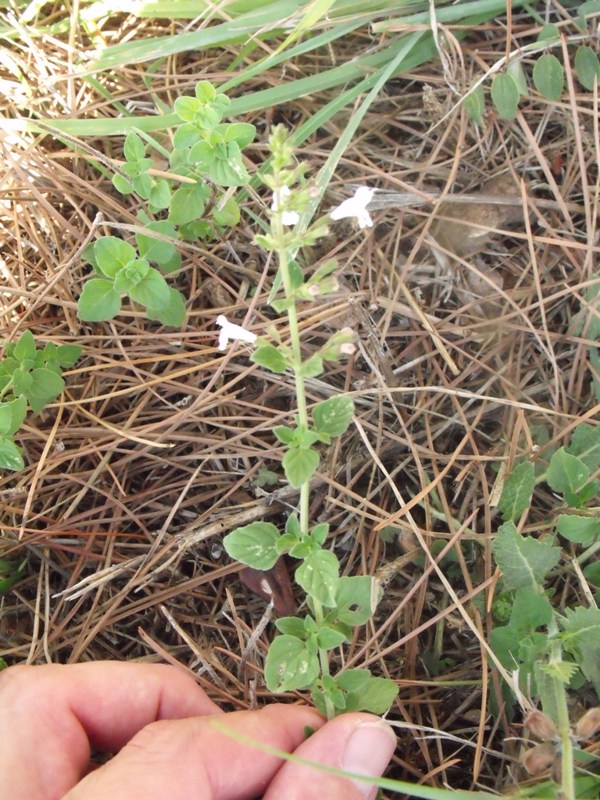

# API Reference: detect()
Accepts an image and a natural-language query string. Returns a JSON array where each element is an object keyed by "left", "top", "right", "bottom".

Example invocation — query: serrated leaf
[
  {"left": 94, "top": 236, "right": 136, "bottom": 278},
  {"left": 575, "top": 45, "right": 600, "bottom": 91},
  {"left": 77, "top": 279, "right": 122, "bottom": 322},
  {"left": 146, "top": 288, "right": 186, "bottom": 328},
  {"left": 136, "top": 221, "right": 179, "bottom": 267},
  {"left": 312, "top": 396, "right": 355, "bottom": 438},
  {"left": 491, "top": 73, "right": 520, "bottom": 120},
  {"left": 492, "top": 521, "right": 561, "bottom": 591},
  {"left": 533, "top": 54, "right": 564, "bottom": 101},
  {"left": 509, "top": 587, "right": 553, "bottom": 632},
  {"left": 14, "top": 330, "right": 36, "bottom": 363},
  {"left": 556, "top": 514, "right": 600, "bottom": 546},
  {"left": 282, "top": 446, "right": 319, "bottom": 488},
  {"left": 26, "top": 368, "right": 65, "bottom": 412},
  {"left": 129, "top": 268, "right": 170, "bottom": 310},
  {"left": 498, "top": 461, "right": 535, "bottom": 522},
  {"left": 55, "top": 344, "right": 82, "bottom": 368},
  {"left": 264, "top": 634, "right": 319, "bottom": 692},
  {"left": 0, "top": 437, "right": 24, "bottom": 471},
  {"left": 560, "top": 607, "right": 600, "bottom": 694},
  {"left": 334, "top": 575, "right": 380, "bottom": 625},
  {"left": 12, "top": 368, "right": 32, "bottom": 396},
  {"left": 251, "top": 344, "right": 288, "bottom": 374},
  {"left": 547, "top": 447, "right": 590, "bottom": 494},
  {"left": 295, "top": 549, "right": 339, "bottom": 607},
  {"left": 273, "top": 426, "right": 296, "bottom": 445},
  {"left": 223, "top": 521, "right": 280, "bottom": 570}
]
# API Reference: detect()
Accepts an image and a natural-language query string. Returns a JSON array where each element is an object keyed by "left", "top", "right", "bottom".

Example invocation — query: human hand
[{"left": 0, "top": 661, "right": 396, "bottom": 799}]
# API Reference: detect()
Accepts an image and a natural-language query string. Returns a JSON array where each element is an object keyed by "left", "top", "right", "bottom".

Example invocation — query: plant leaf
[
  {"left": 14, "top": 330, "right": 36, "bottom": 363},
  {"left": 264, "top": 634, "right": 319, "bottom": 692},
  {"left": 567, "top": 423, "right": 600, "bottom": 472},
  {"left": 312, "top": 396, "right": 355, "bottom": 437},
  {"left": 146, "top": 288, "right": 186, "bottom": 327},
  {"left": 334, "top": 575, "right": 380, "bottom": 625},
  {"left": 574, "top": 45, "right": 600, "bottom": 91},
  {"left": 533, "top": 54, "right": 564, "bottom": 101},
  {"left": 295, "top": 549, "right": 339, "bottom": 607},
  {"left": 498, "top": 461, "right": 535, "bottom": 522},
  {"left": 0, "top": 396, "right": 27, "bottom": 436},
  {"left": 343, "top": 674, "right": 399, "bottom": 714},
  {"left": 0, "top": 437, "right": 24, "bottom": 472},
  {"left": 282, "top": 446, "right": 319, "bottom": 488},
  {"left": 251, "top": 344, "right": 288, "bottom": 373},
  {"left": 491, "top": 73, "right": 520, "bottom": 120},
  {"left": 223, "top": 521, "right": 280, "bottom": 570},
  {"left": 492, "top": 521, "right": 561, "bottom": 591},
  {"left": 560, "top": 606, "right": 600, "bottom": 694},
  {"left": 556, "top": 514, "right": 600, "bottom": 546},
  {"left": 26, "top": 368, "right": 65, "bottom": 412},
  {"left": 128, "top": 268, "right": 170, "bottom": 309},
  {"left": 94, "top": 236, "right": 137, "bottom": 278},
  {"left": 77, "top": 279, "right": 122, "bottom": 321},
  {"left": 547, "top": 447, "right": 590, "bottom": 495}
]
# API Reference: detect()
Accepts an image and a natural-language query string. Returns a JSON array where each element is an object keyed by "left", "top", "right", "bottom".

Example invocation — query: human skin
[{"left": 0, "top": 661, "right": 396, "bottom": 800}]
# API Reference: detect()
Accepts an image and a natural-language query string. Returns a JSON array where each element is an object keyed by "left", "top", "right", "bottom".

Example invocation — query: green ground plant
[
  {"left": 0, "top": 330, "right": 81, "bottom": 471},
  {"left": 77, "top": 81, "right": 255, "bottom": 325},
  {"left": 490, "top": 424, "right": 600, "bottom": 800},
  {"left": 222, "top": 126, "right": 398, "bottom": 720}
]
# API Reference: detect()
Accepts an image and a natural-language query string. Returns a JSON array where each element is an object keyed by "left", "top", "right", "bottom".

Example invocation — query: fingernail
[{"left": 342, "top": 720, "right": 396, "bottom": 798}]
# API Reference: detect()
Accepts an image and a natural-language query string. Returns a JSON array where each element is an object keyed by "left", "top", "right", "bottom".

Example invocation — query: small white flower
[
  {"left": 271, "top": 186, "right": 300, "bottom": 226},
  {"left": 216, "top": 315, "right": 257, "bottom": 351},
  {"left": 330, "top": 186, "right": 375, "bottom": 229}
]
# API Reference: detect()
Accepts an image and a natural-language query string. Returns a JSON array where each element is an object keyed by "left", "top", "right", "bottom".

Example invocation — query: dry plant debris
[{"left": 0, "top": 4, "right": 598, "bottom": 796}]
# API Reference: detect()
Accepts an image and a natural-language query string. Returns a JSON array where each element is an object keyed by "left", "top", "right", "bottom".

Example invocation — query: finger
[
  {"left": 63, "top": 704, "right": 325, "bottom": 800},
  {"left": 0, "top": 661, "right": 220, "bottom": 799},
  {"left": 264, "top": 712, "right": 397, "bottom": 800}
]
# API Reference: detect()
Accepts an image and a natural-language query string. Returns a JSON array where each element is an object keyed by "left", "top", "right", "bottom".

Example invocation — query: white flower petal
[
  {"left": 330, "top": 186, "right": 375, "bottom": 228},
  {"left": 216, "top": 314, "right": 257, "bottom": 351},
  {"left": 271, "top": 186, "right": 300, "bottom": 226}
]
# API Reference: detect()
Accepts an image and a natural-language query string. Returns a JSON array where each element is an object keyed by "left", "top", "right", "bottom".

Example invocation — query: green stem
[
  {"left": 273, "top": 203, "right": 334, "bottom": 719},
  {"left": 547, "top": 618, "right": 575, "bottom": 800}
]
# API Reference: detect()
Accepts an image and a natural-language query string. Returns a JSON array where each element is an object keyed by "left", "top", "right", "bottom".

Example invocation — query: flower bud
[
  {"left": 575, "top": 707, "right": 600, "bottom": 740},
  {"left": 524, "top": 710, "right": 558, "bottom": 741},
  {"left": 521, "top": 742, "right": 556, "bottom": 776}
]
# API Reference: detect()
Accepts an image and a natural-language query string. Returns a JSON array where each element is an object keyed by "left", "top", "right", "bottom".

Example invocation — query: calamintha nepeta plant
[
  {"left": 0, "top": 329, "right": 81, "bottom": 471},
  {"left": 222, "top": 126, "right": 398, "bottom": 720},
  {"left": 77, "top": 81, "right": 255, "bottom": 326}
]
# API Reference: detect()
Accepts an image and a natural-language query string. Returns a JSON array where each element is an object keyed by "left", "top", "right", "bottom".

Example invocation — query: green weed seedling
[
  {"left": 222, "top": 126, "right": 398, "bottom": 720},
  {"left": 78, "top": 81, "right": 255, "bottom": 325},
  {"left": 465, "top": 6, "right": 600, "bottom": 124},
  {"left": 0, "top": 330, "right": 81, "bottom": 471},
  {"left": 491, "top": 423, "right": 600, "bottom": 800}
]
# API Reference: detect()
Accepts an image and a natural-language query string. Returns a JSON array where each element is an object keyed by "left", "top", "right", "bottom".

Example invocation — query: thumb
[{"left": 264, "top": 712, "right": 396, "bottom": 800}]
